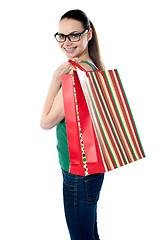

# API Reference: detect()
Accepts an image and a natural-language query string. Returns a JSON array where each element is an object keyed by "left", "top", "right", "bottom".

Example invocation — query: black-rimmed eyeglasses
[{"left": 54, "top": 29, "right": 89, "bottom": 43}]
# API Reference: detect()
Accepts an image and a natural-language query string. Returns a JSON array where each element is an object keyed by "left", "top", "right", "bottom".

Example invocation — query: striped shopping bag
[{"left": 61, "top": 60, "right": 145, "bottom": 176}]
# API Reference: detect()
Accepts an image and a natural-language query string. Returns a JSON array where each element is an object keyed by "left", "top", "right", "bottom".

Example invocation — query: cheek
[
  {"left": 78, "top": 38, "right": 88, "bottom": 50},
  {"left": 58, "top": 43, "right": 63, "bottom": 48}
]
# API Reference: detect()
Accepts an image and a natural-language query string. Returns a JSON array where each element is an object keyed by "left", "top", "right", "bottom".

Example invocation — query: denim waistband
[{"left": 62, "top": 169, "right": 104, "bottom": 180}]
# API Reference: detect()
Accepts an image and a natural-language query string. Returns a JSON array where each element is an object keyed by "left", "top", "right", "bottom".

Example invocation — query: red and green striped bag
[{"left": 61, "top": 60, "right": 145, "bottom": 176}]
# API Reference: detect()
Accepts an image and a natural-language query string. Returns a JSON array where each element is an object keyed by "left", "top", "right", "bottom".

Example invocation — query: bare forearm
[
  {"left": 42, "top": 74, "right": 61, "bottom": 116},
  {"left": 40, "top": 73, "right": 63, "bottom": 129},
  {"left": 40, "top": 60, "right": 78, "bottom": 130}
]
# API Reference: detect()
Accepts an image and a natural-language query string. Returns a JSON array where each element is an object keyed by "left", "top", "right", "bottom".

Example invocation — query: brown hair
[{"left": 60, "top": 9, "right": 105, "bottom": 70}]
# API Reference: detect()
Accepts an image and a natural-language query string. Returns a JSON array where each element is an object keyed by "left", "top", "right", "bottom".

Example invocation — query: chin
[
  {"left": 65, "top": 53, "right": 78, "bottom": 59},
  {"left": 63, "top": 47, "right": 83, "bottom": 59}
]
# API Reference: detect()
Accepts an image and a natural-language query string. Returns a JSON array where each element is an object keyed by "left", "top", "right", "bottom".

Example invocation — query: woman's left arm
[
  {"left": 40, "top": 60, "right": 93, "bottom": 130},
  {"left": 40, "top": 74, "right": 64, "bottom": 130},
  {"left": 40, "top": 61, "right": 74, "bottom": 130}
]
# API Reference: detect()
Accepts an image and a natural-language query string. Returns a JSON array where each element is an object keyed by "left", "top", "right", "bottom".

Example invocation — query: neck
[{"left": 76, "top": 48, "right": 92, "bottom": 62}]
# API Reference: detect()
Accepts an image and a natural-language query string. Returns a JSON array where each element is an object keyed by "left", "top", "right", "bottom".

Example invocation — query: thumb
[{"left": 71, "top": 58, "right": 80, "bottom": 63}]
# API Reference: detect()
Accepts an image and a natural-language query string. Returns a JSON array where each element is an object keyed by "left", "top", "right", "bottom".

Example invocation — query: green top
[{"left": 56, "top": 61, "right": 98, "bottom": 172}]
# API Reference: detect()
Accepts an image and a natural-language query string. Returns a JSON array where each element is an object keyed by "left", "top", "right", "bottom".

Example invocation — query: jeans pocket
[
  {"left": 63, "top": 180, "right": 75, "bottom": 202},
  {"left": 63, "top": 177, "right": 75, "bottom": 188},
  {"left": 84, "top": 173, "right": 104, "bottom": 202}
]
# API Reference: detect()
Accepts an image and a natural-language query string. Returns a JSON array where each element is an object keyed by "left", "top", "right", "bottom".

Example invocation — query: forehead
[{"left": 58, "top": 18, "right": 84, "bottom": 34}]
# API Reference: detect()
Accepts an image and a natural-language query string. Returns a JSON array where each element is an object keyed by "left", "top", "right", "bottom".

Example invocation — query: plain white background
[{"left": 0, "top": 0, "right": 164, "bottom": 239}]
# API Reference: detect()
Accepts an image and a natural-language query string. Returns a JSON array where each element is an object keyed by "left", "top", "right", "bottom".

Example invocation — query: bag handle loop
[
  {"left": 68, "top": 59, "right": 87, "bottom": 72},
  {"left": 68, "top": 59, "right": 100, "bottom": 72}
]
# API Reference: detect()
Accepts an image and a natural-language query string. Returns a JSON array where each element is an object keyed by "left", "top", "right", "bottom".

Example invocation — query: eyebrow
[{"left": 58, "top": 31, "right": 80, "bottom": 35}]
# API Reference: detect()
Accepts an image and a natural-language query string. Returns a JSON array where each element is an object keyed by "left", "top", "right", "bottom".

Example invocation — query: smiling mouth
[{"left": 64, "top": 47, "right": 77, "bottom": 53}]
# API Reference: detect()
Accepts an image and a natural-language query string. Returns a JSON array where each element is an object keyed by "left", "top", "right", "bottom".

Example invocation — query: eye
[
  {"left": 70, "top": 34, "right": 78, "bottom": 38},
  {"left": 69, "top": 33, "right": 80, "bottom": 41},
  {"left": 58, "top": 34, "right": 65, "bottom": 40}
]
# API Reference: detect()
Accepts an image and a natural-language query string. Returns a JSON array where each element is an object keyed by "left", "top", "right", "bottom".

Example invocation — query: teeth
[{"left": 65, "top": 47, "right": 76, "bottom": 51}]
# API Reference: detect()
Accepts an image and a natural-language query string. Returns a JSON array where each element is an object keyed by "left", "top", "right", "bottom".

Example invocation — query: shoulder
[
  {"left": 78, "top": 62, "right": 93, "bottom": 71},
  {"left": 68, "top": 60, "right": 95, "bottom": 74}
]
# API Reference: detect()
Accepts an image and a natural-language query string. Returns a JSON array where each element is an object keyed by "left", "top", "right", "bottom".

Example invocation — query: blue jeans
[{"left": 62, "top": 170, "right": 104, "bottom": 240}]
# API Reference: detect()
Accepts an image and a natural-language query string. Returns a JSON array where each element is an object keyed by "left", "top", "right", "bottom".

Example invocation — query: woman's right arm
[{"left": 40, "top": 62, "right": 73, "bottom": 130}]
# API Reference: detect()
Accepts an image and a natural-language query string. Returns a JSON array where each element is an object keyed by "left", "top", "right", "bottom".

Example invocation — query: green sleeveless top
[{"left": 56, "top": 61, "right": 98, "bottom": 172}]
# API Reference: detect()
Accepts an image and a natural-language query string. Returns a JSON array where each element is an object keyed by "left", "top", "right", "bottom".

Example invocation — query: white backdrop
[{"left": 0, "top": 0, "right": 165, "bottom": 239}]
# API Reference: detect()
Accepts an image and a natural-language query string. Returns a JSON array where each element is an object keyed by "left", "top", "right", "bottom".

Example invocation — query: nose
[{"left": 64, "top": 37, "right": 72, "bottom": 46}]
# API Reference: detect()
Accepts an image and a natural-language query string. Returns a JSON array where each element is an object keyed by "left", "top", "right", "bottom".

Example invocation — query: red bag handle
[{"left": 68, "top": 59, "right": 100, "bottom": 72}]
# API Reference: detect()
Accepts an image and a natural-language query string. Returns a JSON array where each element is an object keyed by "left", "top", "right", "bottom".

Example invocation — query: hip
[{"left": 62, "top": 170, "right": 104, "bottom": 204}]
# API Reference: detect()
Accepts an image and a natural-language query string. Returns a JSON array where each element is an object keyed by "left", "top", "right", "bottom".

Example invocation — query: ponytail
[{"left": 89, "top": 21, "right": 105, "bottom": 70}]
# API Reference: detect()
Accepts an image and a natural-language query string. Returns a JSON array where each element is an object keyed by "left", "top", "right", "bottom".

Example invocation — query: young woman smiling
[{"left": 40, "top": 9, "right": 105, "bottom": 240}]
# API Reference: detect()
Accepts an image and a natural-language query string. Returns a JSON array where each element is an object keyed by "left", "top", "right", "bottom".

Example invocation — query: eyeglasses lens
[{"left": 56, "top": 33, "right": 80, "bottom": 42}]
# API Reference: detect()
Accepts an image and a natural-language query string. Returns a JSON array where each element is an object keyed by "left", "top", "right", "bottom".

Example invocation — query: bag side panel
[{"left": 61, "top": 74, "right": 85, "bottom": 176}]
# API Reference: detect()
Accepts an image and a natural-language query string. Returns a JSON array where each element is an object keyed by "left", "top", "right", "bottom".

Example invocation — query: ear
[{"left": 87, "top": 28, "right": 92, "bottom": 41}]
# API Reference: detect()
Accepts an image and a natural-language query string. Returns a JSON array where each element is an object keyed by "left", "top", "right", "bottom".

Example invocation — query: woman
[{"left": 40, "top": 9, "right": 105, "bottom": 240}]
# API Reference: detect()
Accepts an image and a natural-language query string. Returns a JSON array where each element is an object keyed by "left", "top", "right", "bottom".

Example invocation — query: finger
[{"left": 71, "top": 58, "right": 79, "bottom": 63}]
